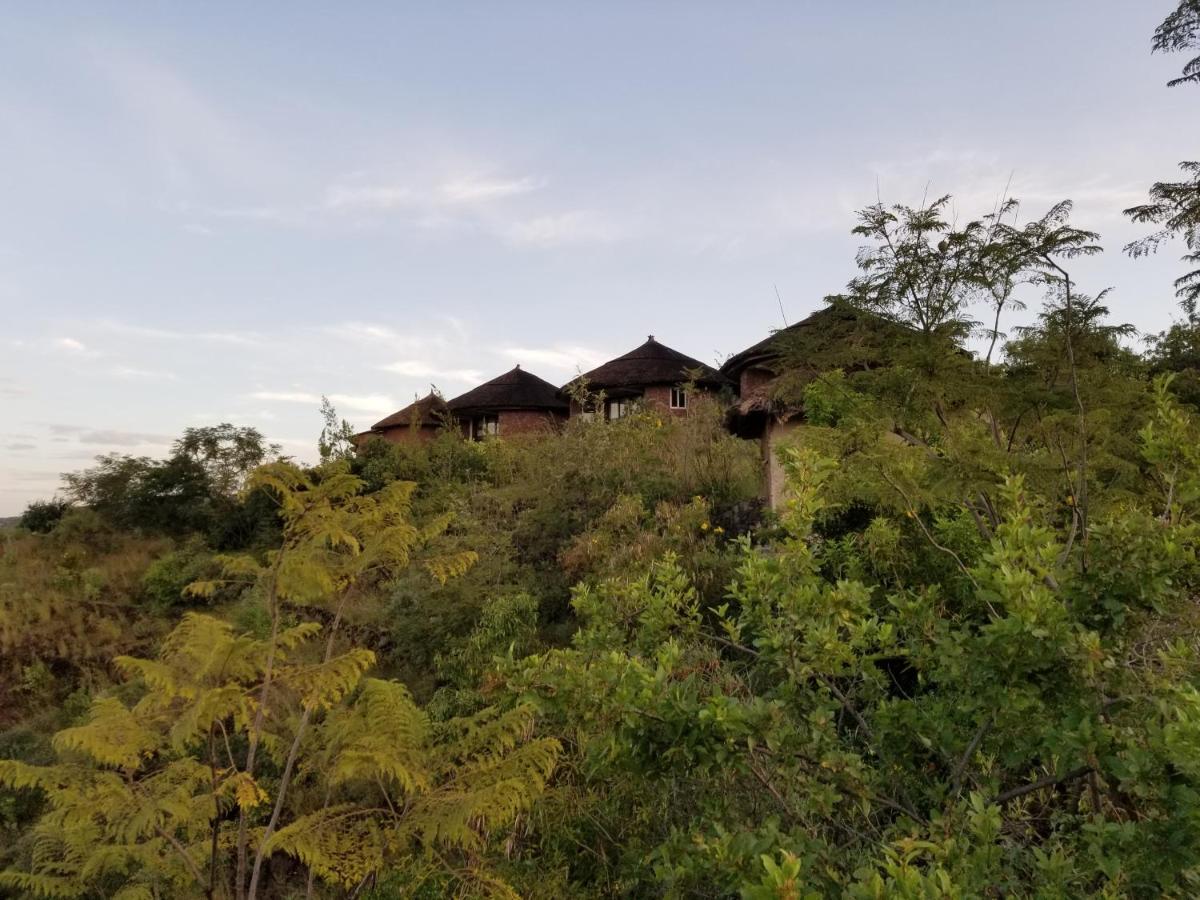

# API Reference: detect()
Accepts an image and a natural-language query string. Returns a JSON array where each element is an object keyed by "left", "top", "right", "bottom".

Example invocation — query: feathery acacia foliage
[
  {"left": 1126, "top": 161, "right": 1200, "bottom": 312},
  {"left": 0, "top": 617, "right": 557, "bottom": 899},
  {"left": 0, "top": 461, "right": 561, "bottom": 900},
  {"left": 1154, "top": 0, "right": 1200, "bottom": 87},
  {"left": 1125, "top": 2, "right": 1200, "bottom": 314}
]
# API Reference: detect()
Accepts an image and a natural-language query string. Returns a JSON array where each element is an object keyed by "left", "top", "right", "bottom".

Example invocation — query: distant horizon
[{"left": 3, "top": 1, "right": 1198, "bottom": 514}]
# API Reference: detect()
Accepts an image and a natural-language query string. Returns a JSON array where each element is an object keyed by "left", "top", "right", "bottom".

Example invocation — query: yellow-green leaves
[
  {"left": 325, "top": 679, "right": 432, "bottom": 793},
  {"left": 53, "top": 697, "right": 158, "bottom": 769},
  {"left": 276, "top": 648, "right": 376, "bottom": 711},
  {"left": 264, "top": 805, "right": 384, "bottom": 889}
]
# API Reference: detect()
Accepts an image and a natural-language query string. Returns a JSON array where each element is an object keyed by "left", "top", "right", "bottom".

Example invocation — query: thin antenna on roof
[{"left": 774, "top": 284, "right": 788, "bottom": 327}]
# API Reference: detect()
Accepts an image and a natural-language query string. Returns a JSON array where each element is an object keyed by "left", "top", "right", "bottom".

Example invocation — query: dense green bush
[
  {"left": 16, "top": 499, "right": 70, "bottom": 534},
  {"left": 139, "top": 539, "right": 221, "bottom": 610}
]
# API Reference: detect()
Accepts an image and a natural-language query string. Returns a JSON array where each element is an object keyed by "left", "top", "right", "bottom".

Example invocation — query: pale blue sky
[{"left": 2, "top": 2, "right": 1197, "bottom": 513}]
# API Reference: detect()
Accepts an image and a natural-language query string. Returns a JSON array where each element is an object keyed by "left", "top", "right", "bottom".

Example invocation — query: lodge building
[
  {"left": 365, "top": 391, "right": 451, "bottom": 444},
  {"left": 565, "top": 335, "right": 730, "bottom": 420},
  {"left": 447, "top": 366, "right": 569, "bottom": 439},
  {"left": 359, "top": 310, "right": 886, "bottom": 505}
]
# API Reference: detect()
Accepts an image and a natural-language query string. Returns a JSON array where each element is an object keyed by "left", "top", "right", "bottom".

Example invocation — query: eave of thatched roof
[
  {"left": 447, "top": 366, "right": 568, "bottom": 415},
  {"left": 569, "top": 336, "right": 729, "bottom": 392},
  {"left": 720, "top": 302, "right": 917, "bottom": 381},
  {"left": 371, "top": 391, "right": 451, "bottom": 431}
]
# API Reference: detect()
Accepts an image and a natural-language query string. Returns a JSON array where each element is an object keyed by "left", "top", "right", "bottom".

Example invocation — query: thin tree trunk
[
  {"left": 236, "top": 555, "right": 285, "bottom": 900},
  {"left": 1055, "top": 265, "right": 1090, "bottom": 571},
  {"left": 247, "top": 594, "right": 350, "bottom": 899},
  {"left": 208, "top": 725, "right": 224, "bottom": 900}
]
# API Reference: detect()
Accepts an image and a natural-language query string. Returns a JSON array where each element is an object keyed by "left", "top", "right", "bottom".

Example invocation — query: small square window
[
  {"left": 606, "top": 400, "right": 628, "bottom": 421},
  {"left": 670, "top": 387, "right": 687, "bottom": 409}
]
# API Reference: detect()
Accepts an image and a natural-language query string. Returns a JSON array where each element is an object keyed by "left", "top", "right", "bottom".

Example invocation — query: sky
[{"left": 1, "top": 1, "right": 1198, "bottom": 514}]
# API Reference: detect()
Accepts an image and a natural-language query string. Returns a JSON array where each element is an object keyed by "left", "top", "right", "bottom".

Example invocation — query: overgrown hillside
[{"left": 3, "top": 5, "right": 1200, "bottom": 894}]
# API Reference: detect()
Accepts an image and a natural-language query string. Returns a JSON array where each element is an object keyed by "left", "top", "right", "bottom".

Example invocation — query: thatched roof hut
[
  {"left": 354, "top": 391, "right": 452, "bottom": 446},
  {"left": 722, "top": 302, "right": 931, "bottom": 436},
  {"left": 371, "top": 391, "right": 451, "bottom": 431},
  {"left": 447, "top": 366, "right": 568, "bottom": 416},
  {"left": 568, "top": 336, "right": 729, "bottom": 398}
]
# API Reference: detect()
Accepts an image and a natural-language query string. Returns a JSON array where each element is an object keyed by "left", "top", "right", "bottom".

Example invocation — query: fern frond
[
  {"left": 420, "top": 512, "right": 454, "bottom": 542},
  {"left": 274, "top": 621, "right": 323, "bottom": 651},
  {"left": 0, "top": 870, "right": 88, "bottom": 898},
  {"left": 277, "top": 554, "right": 338, "bottom": 605},
  {"left": 0, "top": 759, "right": 70, "bottom": 792},
  {"left": 222, "top": 771, "right": 269, "bottom": 810},
  {"left": 328, "top": 679, "right": 432, "bottom": 793},
  {"left": 434, "top": 705, "right": 538, "bottom": 772},
  {"left": 264, "top": 804, "right": 383, "bottom": 889},
  {"left": 424, "top": 551, "right": 479, "bottom": 586},
  {"left": 53, "top": 697, "right": 157, "bottom": 769},
  {"left": 167, "top": 685, "right": 250, "bottom": 750},
  {"left": 409, "top": 737, "right": 561, "bottom": 851},
  {"left": 276, "top": 649, "right": 375, "bottom": 711},
  {"left": 214, "top": 553, "right": 265, "bottom": 579}
]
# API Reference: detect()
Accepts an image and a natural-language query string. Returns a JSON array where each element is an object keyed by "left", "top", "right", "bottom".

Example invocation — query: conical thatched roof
[
  {"left": 447, "top": 366, "right": 568, "bottom": 415},
  {"left": 721, "top": 303, "right": 911, "bottom": 381},
  {"left": 570, "top": 336, "right": 728, "bottom": 392},
  {"left": 371, "top": 391, "right": 450, "bottom": 431}
]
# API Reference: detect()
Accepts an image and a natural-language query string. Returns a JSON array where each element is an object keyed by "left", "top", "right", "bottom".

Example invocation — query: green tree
[
  {"left": 173, "top": 424, "right": 280, "bottom": 499},
  {"left": 0, "top": 461, "right": 557, "bottom": 900},
  {"left": 1153, "top": 0, "right": 1200, "bottom": 87},
  {"left": 1124, "top": 2, "right": 1200, "bottom": 310},
  {"left": 17, "top": 498, "right": 70, "bottom": 534},
  {"left": 317, "top": 397, "right": 357, "bottom": 464}
]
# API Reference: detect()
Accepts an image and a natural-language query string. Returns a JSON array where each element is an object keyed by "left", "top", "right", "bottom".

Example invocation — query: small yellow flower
[
  {"left": 714, "top": 526, "right": 725, "bottom": 535},
  {"left": 701, "top": 522, "right": 710, "bottom": 530}
]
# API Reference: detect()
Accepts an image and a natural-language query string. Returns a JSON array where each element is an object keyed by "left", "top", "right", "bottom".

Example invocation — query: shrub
[
  {"left": 140, "top": 540, "right": 220, "bottom": 610},
  {"left": 17, "top": 499, "right": 71, "bottom": 534}
]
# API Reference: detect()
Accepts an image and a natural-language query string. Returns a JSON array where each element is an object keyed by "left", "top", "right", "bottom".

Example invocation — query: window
[
  {"left": 670, "top": 387, "right": 687, "bottom": 409},
  {"left": 472, "top": 414, "right": 499, "bottom": 439},
  {"left": 605, "top": 399, "right": 628, "bottom": 421}
]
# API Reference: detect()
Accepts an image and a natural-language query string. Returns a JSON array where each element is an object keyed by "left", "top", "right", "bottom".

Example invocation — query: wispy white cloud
[
  {"left": 500, "top": 344, "right": 608, "bottom": 372},
  {"left": 326, "top": 322, "right": 402, "bottom": 343},
  {"left": 441, "top": 175, "right": 544, "bottom": 203},
  {"left": 378, "top": 360, "right": 483, "bottom": 382},
  {"left": 325, "top": 184, "right": 414, "bottom": 212},
  {"left": 502, "top": 210, "right": 623, "bottom": 247},
  {"left": 98, "top": 320, "right": 262, "bottom": 346},
  {"left": 321, "top": 321, "right": 453, "bottom": 353},
  {"left": 89, "top": 39, "right": 287, "bottom": 196},
  {"left": 55, "top": 337, "right": 88, "bottom": 353},
  {"left": 249, "top": 390, "right": 321, "bottom": 404},
  {"left": 249, "top": 391, "right": 396, "bottom": 415},
  {"left": 112, "top": 365, "right": 177, "bottom": 380},
  {"left": 864, "top": 145, "right": 1148, "bottom": 226},
  {"left": 208, "top": 205, "right": 311, "bottom": 226},
  {"left": 48, "top": 424, "right": 173, "bottom": 446}
]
